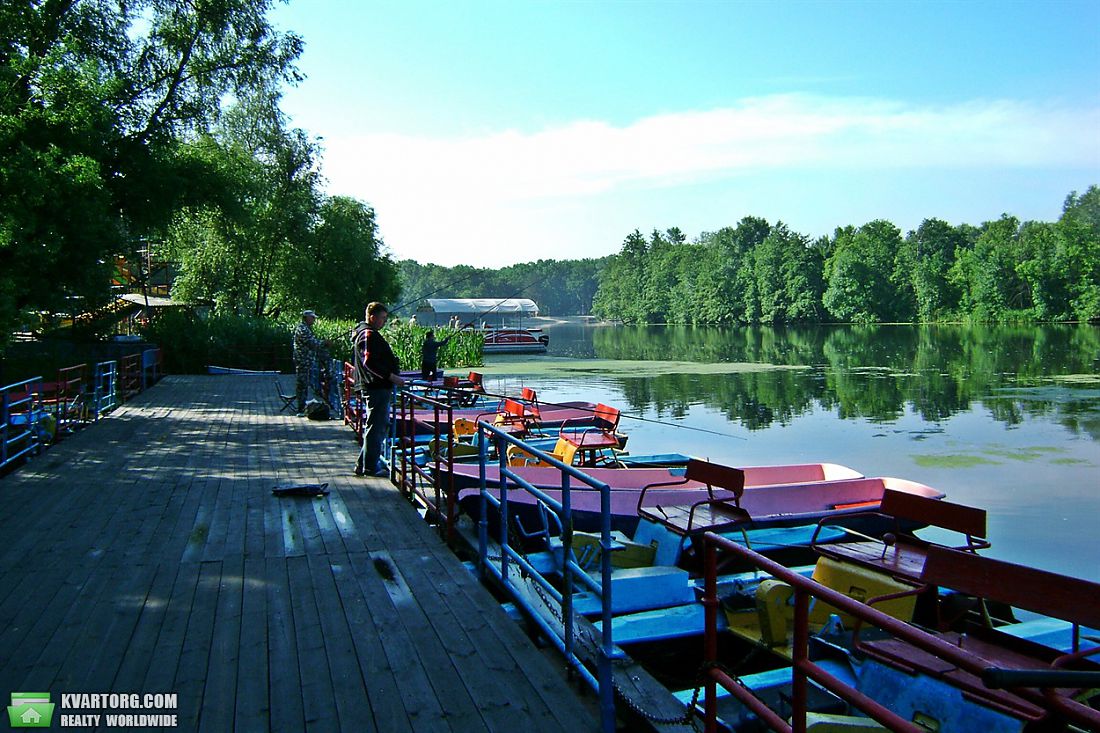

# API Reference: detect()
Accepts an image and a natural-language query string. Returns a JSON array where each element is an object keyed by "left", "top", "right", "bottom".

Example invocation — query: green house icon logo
[{"left": 7, "top": 692, "right": 54, "bottom": 728}]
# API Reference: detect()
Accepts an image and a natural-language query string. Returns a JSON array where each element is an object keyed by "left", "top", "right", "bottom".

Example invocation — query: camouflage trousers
[{"left": 294, "top": 362, "right": 311, "bottom": 413}]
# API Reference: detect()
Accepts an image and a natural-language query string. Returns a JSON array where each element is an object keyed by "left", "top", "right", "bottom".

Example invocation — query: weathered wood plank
[
  {"left": 197, "top": 554, "right": 244, "bottom": 733},
  {"left": 171, "top": 560, "right": 223, "bottom": 729},
  {"left": 305, "top": 552, "right": 378, "bottom": 732},
  {"left": 326, "top": 551, "right": 409, "bottom": 732},
  {"left": 233, "top": 556, "right": 270, "bottom": 730},
  {"left": 346, "top": 551, "right": 454, "bottom": 732},
  {"left": 264, "top": 556, "right": 306, "bottom": 732},
  {"left": 286, "top": 554, "right": 340, "bottom": 730},
  {"left": 399, "top": 548, "right": 585, "bottom": 732},
  {"left": 368, "top": 549, "right": 489, "bottom": 733}
]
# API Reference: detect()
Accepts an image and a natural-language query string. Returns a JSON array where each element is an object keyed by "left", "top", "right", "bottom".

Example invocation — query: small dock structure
[{"left": 0, "top": 375, "right": 596, "bottom": 731}]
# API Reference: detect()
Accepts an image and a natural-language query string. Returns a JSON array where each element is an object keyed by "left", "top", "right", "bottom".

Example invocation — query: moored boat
[
  {"left": 480, "top": 327, "right": 549, "bottom": 353},
  {"left": 446, "top": 461, "right": 937, "bottom": 536}
]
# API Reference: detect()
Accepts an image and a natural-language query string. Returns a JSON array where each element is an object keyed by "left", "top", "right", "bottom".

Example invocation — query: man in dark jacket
[
  {"left": 353, "top": 302, "right": 405, "bottom": 476},
  {"left": 419, "top": 330, "right": 454, "bottom": 381}
]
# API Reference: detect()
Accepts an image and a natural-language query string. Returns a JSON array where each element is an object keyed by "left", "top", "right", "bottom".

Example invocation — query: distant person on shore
[
  {"left": 420, "top": 330, "right": 454, "bottom": 381},
  {"left": 292, "top": 309, "right": 323, "bottom": 416},
  {"left": 352, "top": 302, "right": 405, "bottom": 477}
]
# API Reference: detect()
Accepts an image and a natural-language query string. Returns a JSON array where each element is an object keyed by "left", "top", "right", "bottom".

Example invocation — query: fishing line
[
  {"left": 390, "top": 269, "right": 480, "bottom": 314},
  {"left": 459, "top": 275, "right": 545, "bottom": 328},
  {"left": 456, "top": 385, "right": 749, "bottom": 441}
]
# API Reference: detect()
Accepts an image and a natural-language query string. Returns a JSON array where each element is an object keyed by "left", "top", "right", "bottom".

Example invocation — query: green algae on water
[
  {"left": 983, "top": 445, "right": 1064, "bottom": 462},
  {"left": 912, "top": 454, "right": 1000, "bottom": 469}
]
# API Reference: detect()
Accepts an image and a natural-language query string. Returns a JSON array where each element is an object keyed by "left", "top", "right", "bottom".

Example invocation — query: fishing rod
[
  {"left": 458, "top": 275, "right": 544, "bottom": 329},
  {"left": 451, "top": 384, "right": 749, "bottom": 441},
  {"left": 390, "top": 269, "right": 480, "bottom": 314}
]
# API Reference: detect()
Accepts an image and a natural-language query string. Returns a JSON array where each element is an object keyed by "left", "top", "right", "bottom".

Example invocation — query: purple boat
[{"left": 443, "top": 461, "right": 940, "bottom": 535}]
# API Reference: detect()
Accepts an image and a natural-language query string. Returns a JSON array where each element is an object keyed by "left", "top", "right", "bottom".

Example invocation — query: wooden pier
[{"left": 0, "top": 375, "right": 597, "bottom": 731}]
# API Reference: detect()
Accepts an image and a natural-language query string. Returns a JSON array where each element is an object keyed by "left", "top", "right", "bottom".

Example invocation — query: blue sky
[{"left": 270, "top": 0, "right": 1100, "bottom": 266}]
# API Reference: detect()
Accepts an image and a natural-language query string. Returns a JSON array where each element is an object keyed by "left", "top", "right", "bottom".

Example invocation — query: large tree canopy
[{"left": 0, "top": 0, "right": 303, "bottom": 339}]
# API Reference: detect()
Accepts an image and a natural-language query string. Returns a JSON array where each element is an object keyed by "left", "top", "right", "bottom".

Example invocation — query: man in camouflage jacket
[{"left": 292, "top": 310, "right": 324, "bottom": 415}]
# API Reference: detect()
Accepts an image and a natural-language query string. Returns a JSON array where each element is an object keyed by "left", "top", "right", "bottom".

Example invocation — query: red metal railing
[
  {"left": 51, "top": 363, "right": 88, "bottom": 435},
  {"left": 342, "top": 361, "right": 362, "bottom": 435},
  {"left": 118, "top": 353, "right": 142, "bottom": 401},
  {"left": 395, "top": 390, "right": 457, "bottom": 541},
  {"left": 700, "top": 533, "right": 1100, "bottom": 733}
]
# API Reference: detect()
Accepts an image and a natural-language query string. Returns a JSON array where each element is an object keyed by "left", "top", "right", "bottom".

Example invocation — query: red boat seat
[
  {"left": 492, "top": 398, "right": 539, "bottom": 435},
  {"left": 557, "top": 403, "right": 623, "bottom": 465}
]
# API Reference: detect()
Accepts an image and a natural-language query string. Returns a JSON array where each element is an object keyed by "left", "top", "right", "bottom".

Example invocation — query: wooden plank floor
[{"left": 0, "top": 376, "right": 597, "bottom": 732}]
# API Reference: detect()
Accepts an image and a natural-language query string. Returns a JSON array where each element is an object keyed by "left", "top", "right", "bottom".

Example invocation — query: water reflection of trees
[{"left": 592, "top": 324, "right": 1100, "bottom": 437}]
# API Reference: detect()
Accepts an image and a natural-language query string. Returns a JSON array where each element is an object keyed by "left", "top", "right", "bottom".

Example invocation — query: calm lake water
[{"left": 475, "top": 322, "right": 1100, "bottom": 583}]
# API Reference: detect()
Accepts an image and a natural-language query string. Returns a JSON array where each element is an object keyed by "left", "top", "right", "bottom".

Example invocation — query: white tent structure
[{"left": 415, "top": 298, "right": 540, "bottom": 328}]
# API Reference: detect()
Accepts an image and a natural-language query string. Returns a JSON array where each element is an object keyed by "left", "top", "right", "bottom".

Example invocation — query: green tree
[
  {"left": 751, "top": 222, "right": 823, "bottom": 323},
  {"left": 162, "top": 96, "right": 321, "bottom": 316},
  {"left": 823, "top": 220, "right": 907, "bottom": 322},
  {"left": 1060, "top": 186, "right": 1100, "bottom": 320},
  {"left": 898, "top": 219, "right": 965, "bottom": 321},
  {"left": 0, "top": 0, "right": 302, "bottom": 341},
  {"left": 289, "top": 196, "right": 400, "bottom": 318},
  {"left": 949, "top": 215, "right": 1028, "bottom": 320},
  {"left": 593, "top": 230, "right": 649, "bottom": 322}
]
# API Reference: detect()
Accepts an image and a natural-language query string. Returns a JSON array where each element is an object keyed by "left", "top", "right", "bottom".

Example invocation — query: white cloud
[{"left": 316, "top": 94, "right": 1100, "bottom": 265}]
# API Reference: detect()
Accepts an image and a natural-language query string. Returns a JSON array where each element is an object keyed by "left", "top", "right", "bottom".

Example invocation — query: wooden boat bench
[
  {"left": 855, "top": 546, "right": 1100, "bottom": 728},
  {"left": 636, "top": 459, "right": 749, "bottom": 535},
  {"left": 810, "top": 489, "right": 989, "bottom": 585}
]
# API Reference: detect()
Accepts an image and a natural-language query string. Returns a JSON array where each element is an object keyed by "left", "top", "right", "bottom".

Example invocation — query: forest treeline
[
  {"left": 1, "top": 1, "right": 400, "bottom": 347},
  {"left": 593, "top": 188, "right": 1100, "bottom": 324},
  {"left": 394, "top": 189, "right": 1099, "bottom": 325},
  {"left": 598, "top": 188, "right": 1100, "bottom": 323}
]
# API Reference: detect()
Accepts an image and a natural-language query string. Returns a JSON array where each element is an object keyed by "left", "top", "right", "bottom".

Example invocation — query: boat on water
[
  {"left": 479, "top": 326, "right": 549, "bottom": 353},
  {"left": 446, "top": 460, "right": 943, "bottom": 536},
  {"left": 406, "top": 297, "right": 550, "bottom": 353},
  {"left": 397, "top": 397, "right": 603, "bottom": 435}
]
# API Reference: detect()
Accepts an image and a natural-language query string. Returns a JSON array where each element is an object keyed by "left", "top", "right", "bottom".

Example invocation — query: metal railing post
[
  {"left": 704, "top": 540, "right": 718, "bottom": 733},
  {"left": 477, "top": 428, "right": 489, "bottom": 581},
  {"left": 598, "top": 466, "right": 615, "bottom": 733}
]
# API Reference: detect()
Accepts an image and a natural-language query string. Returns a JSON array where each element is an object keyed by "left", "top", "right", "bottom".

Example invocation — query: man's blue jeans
[{"left": 358, "top": 388, "right": 392, "bottom": 474}]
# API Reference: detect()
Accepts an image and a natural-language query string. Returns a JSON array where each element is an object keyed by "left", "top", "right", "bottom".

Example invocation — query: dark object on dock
[
  {"left": 272, "top": 482, "right": 329, "bottom": 497},
  {"left": 274, "top": 379, "right": 295, "bottom": 413}
]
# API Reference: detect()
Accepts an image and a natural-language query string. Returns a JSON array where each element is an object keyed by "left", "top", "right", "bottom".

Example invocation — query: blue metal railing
[
  {"left": 1, "top": 377, "right": 44, "bottom": 471},
  {"left": 92, "top": 360, "right": 119, "bottom": 419},
  {"left": 476, "top": 422, "right": 622, "bottom": 733},
  {"left": 141, "top": 348, "right": 161, "bottom": 390}
]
